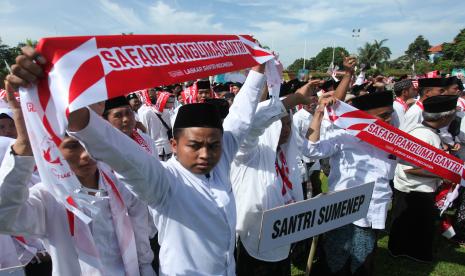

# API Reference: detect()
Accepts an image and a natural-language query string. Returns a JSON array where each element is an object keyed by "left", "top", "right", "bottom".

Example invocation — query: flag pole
[
  {"left": 303, "top": 40, "right": 307, "bottom": 70},
  {"left": 305, "top": 235, "right": 319, "bottom": 276}
]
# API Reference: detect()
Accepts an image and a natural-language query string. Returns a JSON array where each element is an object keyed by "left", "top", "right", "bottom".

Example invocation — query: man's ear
[{"left": 170, "top": 138, "right": 177, "bottom": 155}]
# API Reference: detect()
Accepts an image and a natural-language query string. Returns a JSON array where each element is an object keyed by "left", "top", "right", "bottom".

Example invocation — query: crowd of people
[{"left": 0, "top": 45, "right": 464, "bottom": 276}]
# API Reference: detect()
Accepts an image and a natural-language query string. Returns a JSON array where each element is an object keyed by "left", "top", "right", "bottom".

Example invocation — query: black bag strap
[{"left": 155, "top": 113, "right": 171, "bottom": 131}]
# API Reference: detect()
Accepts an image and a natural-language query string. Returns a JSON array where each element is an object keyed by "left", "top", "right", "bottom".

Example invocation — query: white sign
[{"left": 258, "top": 182, "right": 374, "bottom": 253}]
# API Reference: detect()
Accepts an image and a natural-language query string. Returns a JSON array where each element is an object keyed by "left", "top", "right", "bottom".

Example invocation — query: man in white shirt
[
  {"left": 305, "top": 91, "right": 396, "bottom": 275},
  {"left": 103, "top": 96, "right": 158, "bottom": 158},
  {"left": 232, "top": 57, "right": 356, "bottom": 276},
  {"left": 401, "top": 78, "right": 447, "bottom": 132},
  {"left": 293, "top": 96, "right": 321, "bottom": 198},
  {"left": 6, "top": 47, "right": 267, "bottom": 275},
  {"left": 389, "top": 95, "right": 458, "bottom": 263},
  {"left": 137, "top": 95, "right": 174, "bottom": 160},
  {"left": 392, "top": 79, "right": 416, "bottom": 128}
]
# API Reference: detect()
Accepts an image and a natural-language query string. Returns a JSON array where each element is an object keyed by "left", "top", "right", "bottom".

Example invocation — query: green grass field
[
  {"left": 291, "top": 234, "right": 465, "bottom": 276},
  {"left": 290, "top": 173, "right": 465, "bottom": 276}
]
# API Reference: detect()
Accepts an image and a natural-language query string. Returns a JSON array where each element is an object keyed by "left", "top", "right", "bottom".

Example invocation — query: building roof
[{"left": 428, "top": 44, "right": 443, "bottom": 53}]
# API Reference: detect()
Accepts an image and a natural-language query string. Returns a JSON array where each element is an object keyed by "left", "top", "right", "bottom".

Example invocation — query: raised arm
[
  {"left": 0, "top": 83, "right": 46, "bottom": 237},
  {"left": 221, "top": 64, "right": 266, "bottom": 159},
  {"left": 333, "top": 56, "right": 356, "bottom": 101},
  {"left": 303, "top": 96, "right": 340, "bottom": 159},
  {"left": 236, "top": 80, "right": 320, "bottom": 161}
]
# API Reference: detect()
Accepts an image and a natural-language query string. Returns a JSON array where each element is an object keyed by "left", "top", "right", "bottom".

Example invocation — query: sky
[{"left": 1, "top": 0, "right": 465, "bottom": 67}]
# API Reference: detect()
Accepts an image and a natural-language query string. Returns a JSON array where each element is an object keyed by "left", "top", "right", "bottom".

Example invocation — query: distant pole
[
  {"left": 303, "top": 40, "right": 307, "bottom": 70},
  {"left": 331, "top": 42, "right": 336, "bottom": 66}
]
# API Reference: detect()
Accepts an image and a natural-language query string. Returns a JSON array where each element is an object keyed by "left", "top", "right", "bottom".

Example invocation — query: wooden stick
[{"left": 305, "top": 235, "right": 319, "bottom": 276}]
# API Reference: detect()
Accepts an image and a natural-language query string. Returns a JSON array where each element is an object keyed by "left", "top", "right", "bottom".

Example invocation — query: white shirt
[
  {"left": 401, "top": 101, "right": 423, "bottom": 132},
  {"left": 392, "top": 100, "right": 406, "bottom": 128},
  {"left": 394, "top": 124, "right": 442, "bottom": 193},
  {"left": 0, "top": 153, "right": 155, "bottom": 276},
  {"left": 303, "top": 129, "right": 396, "bottom": 229},
  {"left": 0, "top": 234, "right": 21, "bottom": 269},
  {"left": 138, "top": 105, "right": 172, "bottom": 156},
  {"left": 71, "top": 70, "right": 266, "bottom": 276},
  {"left": 231, "top": 99, "right": 303, "bottom": 261}
]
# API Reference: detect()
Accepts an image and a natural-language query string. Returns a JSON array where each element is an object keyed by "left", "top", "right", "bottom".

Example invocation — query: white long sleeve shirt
[
  {"left": 137, "top": 106, "right": 172, "bottom": 156},
  {"left": 70, "top": 70, "right": 266, "bottom": 276},
  {"left": 302, "top": 129, "right": 396, "bottom": 230},
  {"left": 0, "top": 153, "right": 155, "bottom": 276},
  {"left": 231, "top": 99, "right": 303, "bottom": 261}
]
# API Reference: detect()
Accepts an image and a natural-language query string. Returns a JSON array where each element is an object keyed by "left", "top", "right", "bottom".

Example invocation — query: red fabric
[{"left": 155, "top": 92, "right": 171, "bottom": 112}]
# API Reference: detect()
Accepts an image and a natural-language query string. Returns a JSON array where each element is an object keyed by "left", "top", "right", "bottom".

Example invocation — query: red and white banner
[
  {"left": 328, "top": 100, "right": 465, "bottom": 186},
  {"left": 19, "top": 35, "right": 273, "bottom": 221}
]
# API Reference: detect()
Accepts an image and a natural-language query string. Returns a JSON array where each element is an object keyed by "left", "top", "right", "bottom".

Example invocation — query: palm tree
[{"left": 358, "top": 39, "right": 392, "bottom": 68}]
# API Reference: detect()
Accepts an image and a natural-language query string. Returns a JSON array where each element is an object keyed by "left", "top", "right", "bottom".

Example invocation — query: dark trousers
[
  {"left": 236, "top": 239, "right": 291, "bottom": 276},
  {"left": 388, "top": 188, "right": 437, "bottom": 262}
]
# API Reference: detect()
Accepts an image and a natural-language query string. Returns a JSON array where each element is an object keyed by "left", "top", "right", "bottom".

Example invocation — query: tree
[
  {"left": 0, "top": 38, "right": 19, "bottom": 88},
  {"left": 358, "top": 39, "right": 392, "bottom": 68},
  {"left": 287, "top": 58, "right": 316, "bottom": 73},
  {"left": 443, "top": 28, "right": 465, "bottom": 63},
  {"left": 313, "top": 46, "right": 349, "bottom": 71},
  {"left": 405, "top": 35, "right": 431, "bottom": 62}
]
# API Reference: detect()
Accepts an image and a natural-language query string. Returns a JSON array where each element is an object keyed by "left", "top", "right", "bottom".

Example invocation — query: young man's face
[
  {"left": 129, "top": 97, "right": 142, "bottom": 112},
  {"left": 171, "top": 127, "right": 223, "bottom": 174},
  {"left": 106, "top": 106, "right": 136, "bottom": 136},
  {"left": 59, "top": 137, "right": 97, "bottom": 179},
  {"left": 165, "top": 96, "right": 175, "bottom": 110},
  {"left": 0, "top": 117, "right": 17, "bottom": 139},
  {"left": 197, "top": 89, "right": 211, "bottom": 103},
  {"left": 231, "top": 86, "right": 240, "bottom": 95},
  {"left": 406, "top": 86, "right": 418, "bottom": 99},
  {"left": 366, "top": 106, "right": 394, "bottom": 124},
  {"left": 445, "top": 84, "right": 460, "bottom": 96}
]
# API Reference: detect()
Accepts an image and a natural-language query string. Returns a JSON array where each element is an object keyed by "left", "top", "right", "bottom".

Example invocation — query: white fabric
[
  {"left": 0, "top": 234, "right": 21, "bottom": 269},
  {"left": 231, "top": 99, "right": 304, "bottom": 261},
  {"left": 0, "top": 153, "right": 155, "bottom": 276},
  {"left": 303, "top": 129, "right": 396, "bottom": 229},
  {"left": 137, "top": 105, "right": 172, "bottom": 156},
  {"left": 394, "top": 124, "right": 442, "bottom": 193},
  {"left": 70, "top": 70, "right": 266, "bottom": 276},
  {"left": 392, "top": 100, "right": 406, "bottom": 128},
  {"left": 135, "top": 129, "right": 159, "bottom": 158},
  {"left": 293, "top": 108, "right": 321, "bottom": 170},
  {"left": 400, "top": 101, "right": 423, "bottom": 132}
]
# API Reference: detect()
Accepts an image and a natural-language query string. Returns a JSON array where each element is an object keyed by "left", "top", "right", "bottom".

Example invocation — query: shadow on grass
[{"left": 375, "top": 232, "right": 465, "bottom": 276}]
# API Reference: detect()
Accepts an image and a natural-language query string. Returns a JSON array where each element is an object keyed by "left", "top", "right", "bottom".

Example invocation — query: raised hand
[
  {"left": 6, "top": 46, "right": 46, "bottom": 91},
  {"left": 342, "top": 56, "right": 357, "bottom": 74}
]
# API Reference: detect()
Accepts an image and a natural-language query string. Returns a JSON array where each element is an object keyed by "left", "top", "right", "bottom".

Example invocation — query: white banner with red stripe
[{"left": 328, "top": 100, "right": 465, "bottom": 186}]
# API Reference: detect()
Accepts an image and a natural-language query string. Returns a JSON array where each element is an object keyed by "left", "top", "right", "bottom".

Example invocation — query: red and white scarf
[
  {"left": 275, "top": 147, "right": 296, "bottom": 205},
  {"left": 65, "top": 166, "right": 138, "bottom": 275},
  {"left": 327, "top": 100, "right": 465, "bottom": 186},
  {"left": 457, "top": 97, "right": 465, "bottom": 112},
  {"left": 131, "top": 130, "right": 152, "bottom": 154}
]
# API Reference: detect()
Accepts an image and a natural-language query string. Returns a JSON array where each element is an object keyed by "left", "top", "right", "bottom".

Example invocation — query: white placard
[{"left": 258, "top": 182, "right": 374, "bottom": 253}]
